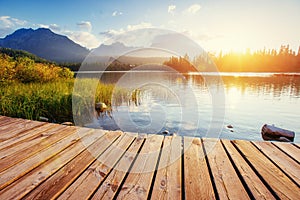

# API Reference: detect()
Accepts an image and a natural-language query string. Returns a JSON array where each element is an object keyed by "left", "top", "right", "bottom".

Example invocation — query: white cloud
[
  {"left": 36, "top": 22, "right": 98, "bottom": 49},
  {"left": 0, "top": 16, "right": 27, "bottom": 28},
  {"left": 76, "top": 21, "right": 92, "bottom": 32},
  {"left": 100, "top": 22, "right": 153, "bottom": 38},
  {"left": 49, "top": 24, "right": 60, "bottom": 31},
  {"left": 112, "top": 11, "right": 123, "bottom": 16},
  {"left": 35, "top": 23, "right": 61, "bottom": 32},
  {"left": 127, "top": 22, "right": 153, "bottom": 31},
  {"left": 168, "top": 5, "right": 176, "bottom": 14},
  {"left": 185, "top": 4, "right": 201, "bottom": 14},
  {"left": 0, "top": 16, "right": 27, "bottom": 37},
  {"left": 64, "top": 30, "right": 100, "bottom": 49}
]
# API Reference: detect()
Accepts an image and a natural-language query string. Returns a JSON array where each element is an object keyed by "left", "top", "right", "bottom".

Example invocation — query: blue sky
[{"left": 0, "top": 0, "right": 299, "bottom": 53}]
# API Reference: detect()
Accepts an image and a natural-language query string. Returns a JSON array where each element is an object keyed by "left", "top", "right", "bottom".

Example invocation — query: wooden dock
[{"left": 0, "top": 116, "right": 299, "bottom": 199}]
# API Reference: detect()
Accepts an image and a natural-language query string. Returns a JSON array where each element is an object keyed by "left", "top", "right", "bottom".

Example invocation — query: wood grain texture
[
  {"left": 91, "top": 134, "right": 145, "bottom": 200},
  {"left": 58, "top": 133, "right": 136, "bottom": 200},
  {"left": 233, "top": 140, "right": 300, "bottom": 199},
  {"left": 150, "top": 136, "right": 182, "bottom": 200},
  {"left": 203, "top": 138, "right": 250, "bottom": 200},
  {"left": 116, "top": 134, "right": 164, "bottom": 200},
  {"left": 183, "top": 137, "right": 215, "bottom": 199},
  {"left": 0, "top": 117, "right": 299, "bottom": 199},
  {"left": 253, "top": 141, "right": 300, "bottom": 185},
  {"left": 222, "top": 140, "right": 275, "bottom": 200}
]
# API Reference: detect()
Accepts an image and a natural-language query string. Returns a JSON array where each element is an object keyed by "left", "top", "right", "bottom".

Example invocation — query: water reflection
[{"left": 89, "top": 72, "right": 300, "bottom": 142}]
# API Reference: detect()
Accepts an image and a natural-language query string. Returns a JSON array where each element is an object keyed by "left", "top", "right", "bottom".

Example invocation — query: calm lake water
[{"left": 79, "top": 72, "right": 300, "bottom": 142}]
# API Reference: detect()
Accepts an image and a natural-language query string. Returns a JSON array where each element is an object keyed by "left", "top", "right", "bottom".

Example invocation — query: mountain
[
  {"left": 93, "top": 42, "right": 136, "bottom": 57},
  {"left": 0, "top": 28, "right": 89, "bottom": 63}
]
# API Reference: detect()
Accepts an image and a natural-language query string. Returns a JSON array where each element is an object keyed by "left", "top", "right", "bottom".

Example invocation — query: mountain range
[
  {"left": 0, "top": 28, "right": 177, "bottom": 66},
  {"left": 0, "top": 28, "right": 90, "bottom": 63}
]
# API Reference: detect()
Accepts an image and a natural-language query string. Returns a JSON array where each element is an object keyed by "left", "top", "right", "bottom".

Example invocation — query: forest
[{"left": 164, "top": 45, "right": 300, "bottom": 72}]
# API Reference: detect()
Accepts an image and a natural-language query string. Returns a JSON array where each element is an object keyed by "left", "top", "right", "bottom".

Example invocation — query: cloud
[
  {"left": 100, "top": 22, "right": 153, "bottom": 38},
  {"left": 168, "top": 5, "right": 176, "bottom": 14},
  {"left": 49, "top": 24, "right": 60, "bottom": 31},
  {"left": 0, "top": 16, "right": 27, "bottom": 37},
  {"left": 76, "top": 21, "right": 92, "bottom": 32},
  {"left": 37, "top": 23, "right": 61, "bottom": 32},
  {"left": 185, "top": 4, "right": 201, "bottom": 14},
  {"left": 64, "top": 30, "right": 100, "bottom": 49},
  {"left": 127, "top": 22, "right": 153, "bottom": 31},
  {"left": 0, "top": 16, "right": 27, "bottom": 28},
  {"left": 99, "top": 22, "right": 155, "bottom": 47},
  {"left": 112, "top": 11, "right": 123, "bottom": 16},
  {"left": 36, "top": 22, "right": 98, "bottom": 49}
]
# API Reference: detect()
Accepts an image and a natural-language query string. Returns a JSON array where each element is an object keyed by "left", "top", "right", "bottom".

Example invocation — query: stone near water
[
  {"left": 261, "top": 124, "right": 295, "bottom": 142},
  {"left": 39, "top": 116, "right": 49, "bottom": 122},
  {"left": 227, "top": 125, "right": 233, "bottom": 129},
  {"left": 95, "top": 102, "right": 107, "bottom": 112},
  {"left": 61, "top": 122, "right": 74, "bottom": 126},
  {"left": 162, "top": 130, "right": 169, "bottom": 135}
]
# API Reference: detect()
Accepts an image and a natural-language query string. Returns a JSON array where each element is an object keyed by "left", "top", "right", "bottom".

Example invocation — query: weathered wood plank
[
  {"left": 23, "top": 131, "right": 122, "bottom": 199},
  {"left": 233, "top": 140, "right": 300, "bottom": 199},
  {"left": 272, "top": 142, "right": 300, "bottom": 162},
  {"left": 116, "top": 134, "right": 164, "bottom": 200},
  {"left": 0, "top": 117, "right": 24, "bottom": 127},
  {"left": 150, "top": 136, "right": 182, "bottom": 200},
  {"left": 0, "top": 124, "right": 67, "bottom": 159},
  {"left": 222, "top": 140, "right": 275, "bottom": 199},
  {"left": 0, "top": 125, "right": 77, "bottom": 172},
  {"left": 91, "top": 134, "right": 145, "bottom": 199},
  {"left": 0, "top": 119, "right": 45, "bottom": 141},
  {"left": 0, "top": 129, "right": 110, "bottom": 199},
  {"left": 183, "top": 137, "right": 215, "bottom": 199},
  {"left": 253, "top": 141, "right": 300, "bottom": 185},
  {"left": 57, "top": 133, "right": 136, "bottom": 200},
  {"left": 203, "top": 138, "right": 250, "bottom": 199},
  {"left": 0, "top": 123, "right": 59, "bottom": 151},
  {"left": 0, "top": 127, "right": 95, "bottom": 190}
]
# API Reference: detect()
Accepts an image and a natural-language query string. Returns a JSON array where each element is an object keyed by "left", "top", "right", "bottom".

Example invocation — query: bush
[{"left": 0, "top": 53, "right": 74, "bottom": 83}]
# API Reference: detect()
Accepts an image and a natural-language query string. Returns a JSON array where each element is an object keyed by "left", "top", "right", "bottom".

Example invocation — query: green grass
[{"left": 0, "top": 79, "right": 125, "bottom": 123}]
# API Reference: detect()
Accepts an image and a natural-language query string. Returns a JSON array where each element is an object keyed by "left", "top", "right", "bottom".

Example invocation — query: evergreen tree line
[{"left": 164, "top": 45, "right": 300, "bottom": 72}]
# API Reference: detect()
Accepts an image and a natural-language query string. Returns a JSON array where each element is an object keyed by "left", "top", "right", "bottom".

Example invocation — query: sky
[{"left": 0, "top": 0, "right": 299, "bottom": 53}]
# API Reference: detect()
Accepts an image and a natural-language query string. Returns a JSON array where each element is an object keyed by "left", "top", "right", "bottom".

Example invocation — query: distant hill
[{"left": 0, "top": 28, "right": 89, "bottom": 63}]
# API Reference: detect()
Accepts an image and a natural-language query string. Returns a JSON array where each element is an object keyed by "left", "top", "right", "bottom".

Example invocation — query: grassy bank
[{"left": 0, "top": 79, "right": 121, "bottom": 123}]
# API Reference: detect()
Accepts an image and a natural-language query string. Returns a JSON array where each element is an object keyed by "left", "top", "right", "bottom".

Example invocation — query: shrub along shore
[{"left": 0, "top": 48, "right": 119, "bottom": 123}]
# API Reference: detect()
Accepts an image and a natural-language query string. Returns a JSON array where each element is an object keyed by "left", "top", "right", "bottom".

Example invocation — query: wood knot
[
  {"left": 192, "top": 139, "right": 201, "bottom": 145},
  {"left": 135, "top": 186, "right": 146, "bottom": 194},
  {"left": 160, "top": 176, "right": 167, "bottom": 189},
  {"left": 111, "top": 184, "right": 118, "bottom": 192}
]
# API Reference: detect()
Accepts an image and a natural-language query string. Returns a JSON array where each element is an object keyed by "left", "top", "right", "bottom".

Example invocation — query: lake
[{"left": 77, "top": 71, "right": 300, "bottom": 142}]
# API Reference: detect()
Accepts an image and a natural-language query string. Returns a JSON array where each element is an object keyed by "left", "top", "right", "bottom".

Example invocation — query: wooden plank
[
  {"left": 116, "top": 134, "right": 164, "bottom": 200},
  {"left": 272, "top": 142, "right": 300, "bottom": 162},
  {"left": 0, "top": 127, "right": 96, "bottom": 190},
  {"left": 0, "top": 125, "right": 77, "bottom": 172},
  {"left": 58, "top": 133, "right": 137, "bottom": 200},
  {"left": 182, "top": 137, "right": 215, "bottom": 199},
  {"left": 0, "top": 123, "right": 59, "bottom": 151},
  {"left": 0, "top": 124, "right": 68, "bottom": 159},
  {"left": 150, "top": 136, "right": 182, "bottom": 200},
  {"left": 222, "top": 140, "right": 275, "bottom": 199},
  {"left": 203, "top": 138, "right": 250, "bottom": 199},
  {"left": 0, "top": 129, "right": 109, "bottom": 199},
  {"left": 253, "top": 141, "right": 300, "bottom": 185},
  {"left": 22, "top": 131, "right": 122, "bottom": 199},
  {"left": 0, "top": 119, "right": 45, "bottom": 141},
  {"left": 0, "top": 117, "right": 24, "bottom": 127},
  {"left": 233, "top": 140, "right": 300, "bottom": 199},
  {"left": 91, "top": 134, "right": 145, "bottom": 199}
]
